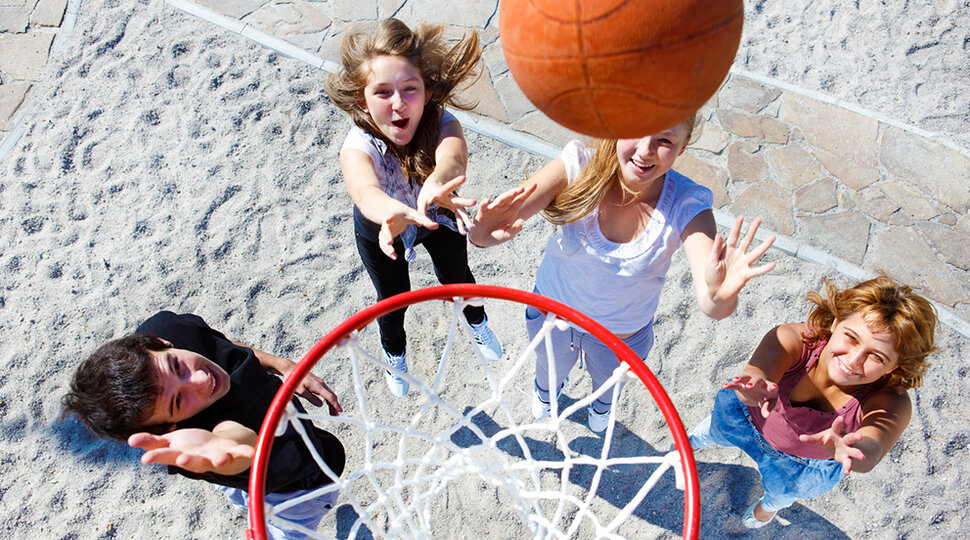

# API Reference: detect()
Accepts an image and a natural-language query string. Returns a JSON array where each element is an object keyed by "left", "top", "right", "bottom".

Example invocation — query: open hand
[
  {"left": 799, "top": 416, "right": 865, "bottom": 475},
  {"left": 705, "top": 215, "right": 775, "bottom": 302},
  {"left": 468, "top": 183, "right": 537, "bottom": 247},
  {"left": 377, "top": 205, "right": 439, "bottom": 259},
  {"left": 723, "top": 374, "right": 778, "bottom": 419},
  {"left": 128, "top": 428, "right": 255, "bottom": 475},
  {"left": 277, "top": 364, "right": 342, "bottom": 416},
  {"left": 416, "top": 175, "right": 477, "bottom": 234}
]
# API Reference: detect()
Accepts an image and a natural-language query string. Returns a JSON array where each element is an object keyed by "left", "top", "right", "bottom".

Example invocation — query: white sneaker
[
  {"left": 383, "top": 349, "right": 409, "bottom": 397},
  {"left": 531, "top": 379, "right": 566, "bottom": 420},
  {"left": 468, "top": 317, "right": 502, "bottom": 362},
  {"left": 587, "top": 405, "right": 610, "bottom": 433}
]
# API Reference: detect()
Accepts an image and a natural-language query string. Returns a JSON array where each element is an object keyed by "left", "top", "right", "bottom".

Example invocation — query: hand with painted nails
[
  {"left": 723, "top": 374, "right": 778, "bottom": 419},
  {"left": 799, "top": 416, "right": 866, "bottom": 475}
]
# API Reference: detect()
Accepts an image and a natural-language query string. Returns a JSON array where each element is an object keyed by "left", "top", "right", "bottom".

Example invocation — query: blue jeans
[
  {"left": 690, "top": 389, "right": 845, "bottom": 513},
  {"left": 220, "top": 485, "right": 338, "bottom": 539},
  {"left": 526, "top": 305, "right": 654, "bottom": 413}
]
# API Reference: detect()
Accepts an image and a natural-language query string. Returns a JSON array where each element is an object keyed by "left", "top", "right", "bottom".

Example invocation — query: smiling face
[
  {"left": 615, "top": 123, "right": 690, "bottom": 186},
  {"left": 143, "top": 347, "right": 230, "bottom": 427},
  {"left": 359, "top": 54, "right": 428, "bottom": 147},
  {"left": 822, "top": 312, "right": 900, "bottom": 388}
]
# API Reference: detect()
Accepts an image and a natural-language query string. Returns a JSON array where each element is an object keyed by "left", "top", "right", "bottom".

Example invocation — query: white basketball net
[{"left": 259, "top": 296, "right": 690, "bottom": 539}]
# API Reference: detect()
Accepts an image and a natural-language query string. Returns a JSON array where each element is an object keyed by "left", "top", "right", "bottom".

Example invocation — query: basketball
[{"left": 499, "top": 0, "right": 744, "bottom": 138}]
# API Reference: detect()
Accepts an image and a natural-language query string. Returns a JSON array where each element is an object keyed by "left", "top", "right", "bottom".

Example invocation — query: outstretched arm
[
  {"left": 725, "top": 323, "right": 805, "bottom": 416},
  {"left": 416, "top": 119, "right": 477, "bottom": 233},
  {"left": 799, "top": 390, "right": 912, "bottom": 474},
  {"left": 232, "top": 340, "right": 342, "bottom": 416},
  {"left": 128, "top": 421, "right": 257, "bottom": 476},
  {"left": 468, "top": 158, "right": 567, "bottom": 247},
  {"left": 681, "top": 213, "right": 776, "bottom": 320},
  {"left": 341, "top": 148, "right": 439, "bottom": 259}
]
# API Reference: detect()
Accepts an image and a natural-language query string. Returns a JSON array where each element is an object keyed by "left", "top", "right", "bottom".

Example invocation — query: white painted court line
[{"left": 159, "top": 0, "right": 970, "bottom": 339}]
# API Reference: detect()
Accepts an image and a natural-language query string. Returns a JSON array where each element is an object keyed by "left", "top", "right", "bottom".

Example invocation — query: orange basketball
[{"left": 499, "top": 0, "right": 743, "bottom": 138}]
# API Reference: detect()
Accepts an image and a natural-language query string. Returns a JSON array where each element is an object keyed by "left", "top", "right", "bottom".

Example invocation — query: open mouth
[
  {"left": 837, "top": 358, "right": 856, "bottom": 377},
  {"left": 391, "top": 118, "right": 409, "bottom": 129},
  {"left": 631, "top": 159, "right": 654, "bottom": 174},
  {"left": 205, "top": 367, "right": 219, "bottom": 396}
]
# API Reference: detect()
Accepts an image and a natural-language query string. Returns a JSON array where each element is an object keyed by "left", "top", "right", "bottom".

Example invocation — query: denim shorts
[
  {"left": 220, "top": 484, "right": 338, "bottom": 539},
  {"left": 690, "top": 388, "right": 845, "bottom": 512}
]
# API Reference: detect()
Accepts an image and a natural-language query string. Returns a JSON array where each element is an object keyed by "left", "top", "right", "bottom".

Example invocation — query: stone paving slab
[{"left": 1, "top": 0, "right": 968, "bottom": 329}]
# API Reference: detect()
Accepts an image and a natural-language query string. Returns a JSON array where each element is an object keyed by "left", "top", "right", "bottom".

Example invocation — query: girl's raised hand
[
  {"left": 378, "top": 204, "right": 440, "bottom": 259},
  {"left": 705, "top": 215, "right": 775, "bottom": 301},
  {"left": 799, "top": 416, "right": 866, "bottom": 475},
  {"left": 469, "top": 184, "right": 538, "bottom": 248},
  {"left": 723, "top": 374, "right": 778, "bottom": 418},
  {"left": 416, "top": 175, "right": 477, "bottom": 234}
]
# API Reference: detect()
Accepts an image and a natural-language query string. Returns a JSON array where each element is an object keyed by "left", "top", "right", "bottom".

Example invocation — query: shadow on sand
[{"left": 448, "top": 402, "right": 852, "bottom": 539}]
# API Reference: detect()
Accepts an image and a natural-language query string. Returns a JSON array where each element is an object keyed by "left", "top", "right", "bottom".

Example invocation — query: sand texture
[{"left": 0, "top": 1, "right": 967, "bottom": 539}]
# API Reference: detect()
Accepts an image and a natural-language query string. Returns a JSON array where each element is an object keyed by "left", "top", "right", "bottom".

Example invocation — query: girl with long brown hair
[{"left": 326, "top": 19, "right": 501, "bottom": 398}]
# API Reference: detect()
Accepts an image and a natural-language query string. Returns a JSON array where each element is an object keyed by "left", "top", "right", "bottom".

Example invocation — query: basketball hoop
[{"left": 246, "top": 284, "right": 700, "bottom": 539}]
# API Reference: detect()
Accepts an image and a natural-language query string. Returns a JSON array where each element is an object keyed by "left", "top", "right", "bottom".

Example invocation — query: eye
[
  {"left": 171, "top": 356, "right": 182, "bottom": 376},
  {"left": 174, "top": 392, "right": 182, "bottom": 411},
  {"left": 659, "top": 138, "right": 672, "bottom": 145}
]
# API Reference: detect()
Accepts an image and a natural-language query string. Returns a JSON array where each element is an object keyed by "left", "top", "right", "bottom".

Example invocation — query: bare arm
[
  {"left": 416, "top": 119, "right": 477, "bottom": 232},
  {"left": 468, "top": 158, "right": 568, "bottom": 247},
  {"left": 128, "top": 420, "right": 257, "bottom": 476},
  {"left": 681, "top": 213, "right": 775, "bottom": 320},
  {"left": 722, "top": 323, "right": 805, "bottom": 417},
  {"left": 799, "top": 389, "right": 912, "bottom": 474},
  {"left": 232, "top": 340, "right": 342, "bottom": 415}
]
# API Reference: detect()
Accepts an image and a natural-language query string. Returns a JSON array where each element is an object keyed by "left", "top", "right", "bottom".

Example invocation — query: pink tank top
[{"left": 748, "top": 338, "right": 883, "bottom": 460}]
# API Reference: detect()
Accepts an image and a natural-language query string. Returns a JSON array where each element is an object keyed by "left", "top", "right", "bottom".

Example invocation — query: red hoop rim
[{"left": 246, "top": 284, "right": 700, "bottom": 540}]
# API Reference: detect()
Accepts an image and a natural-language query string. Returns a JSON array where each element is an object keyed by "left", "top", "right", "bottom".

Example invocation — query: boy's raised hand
[
  {"left": 416, "top": 175, "right": 477, "bottom": 234},
  {"left": 128, "top": 424, "right": 255, "bottom": 475},
  {"left": 723, "top": 374, "right": 778, "bottom": 419},
  {"left": 705, "top": 215, "right": 775, "bottom": 302},
  {"left": 799, "top": 416, "right": 866, "bottom": 475},
  {"left": 277, "top": 364, "right": 343, "bottom": 416},
  {"left": 468, "top": 184, "right": 537, "bottom": 247}
]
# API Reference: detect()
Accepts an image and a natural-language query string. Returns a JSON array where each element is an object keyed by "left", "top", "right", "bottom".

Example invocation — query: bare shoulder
[
  {"left": 863, "top": 386, "right": 912, "bottom": 420},
  {"left": 776, "top": 322, "right": 807, "bottom": 347}
]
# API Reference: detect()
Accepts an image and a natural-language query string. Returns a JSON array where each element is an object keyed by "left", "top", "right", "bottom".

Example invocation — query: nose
[
  {"left": 846, "top": 348, "right": 867, "bottom": 368},
  {"left": 188, "top": 368, "right": 209, "bottom": 389},
  {"left": 636, "top": 137, "right": 656, "bottom": 157},
  {"left": 391, "top": 91, "right": 406, "bottom": 111}
]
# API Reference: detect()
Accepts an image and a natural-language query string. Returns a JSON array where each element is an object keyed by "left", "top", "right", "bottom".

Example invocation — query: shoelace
[
  {"left": 385, "top": 354, "right": 407, "bottom": 371},
  {"left": 471, "top": 323, "right": 495, "bottom": 345}
]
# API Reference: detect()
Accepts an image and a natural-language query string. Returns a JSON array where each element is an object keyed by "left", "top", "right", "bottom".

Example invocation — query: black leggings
[{"left": 355, "top": 226, "right": 485, "bottom": 355}]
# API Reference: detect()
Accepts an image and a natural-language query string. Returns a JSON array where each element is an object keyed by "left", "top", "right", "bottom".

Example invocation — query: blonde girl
[{"left": 470, "top": 118, "right": 775, "bottom": 431}]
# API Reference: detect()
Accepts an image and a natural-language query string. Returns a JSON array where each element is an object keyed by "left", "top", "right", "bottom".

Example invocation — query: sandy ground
[{"left": 0, "top": 1, "right": 967, "bottom": 539}]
